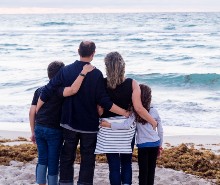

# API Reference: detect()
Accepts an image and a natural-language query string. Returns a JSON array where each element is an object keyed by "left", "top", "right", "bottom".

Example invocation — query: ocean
[{"left": 0, "top": 13, "right": 219, "bottom": 129}]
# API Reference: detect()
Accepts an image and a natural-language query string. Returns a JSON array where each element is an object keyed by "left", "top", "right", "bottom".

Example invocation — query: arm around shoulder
[
  {"left": 63, "top": 64, "right": 95, "bottom": 97},
  {"left": 132, "top": 80, "right": 157, "bottom": 128}
]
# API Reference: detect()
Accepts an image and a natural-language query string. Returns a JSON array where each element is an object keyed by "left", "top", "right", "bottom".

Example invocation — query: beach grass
[{"left": 0, "top": 139, "right": 219, "bottom": 184}]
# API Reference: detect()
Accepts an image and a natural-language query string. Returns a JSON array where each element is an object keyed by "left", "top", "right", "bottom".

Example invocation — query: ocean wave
[
  {"left": 183, "top": 44, "right": 207, "bottom": 48},
  {"left": 164, "top": 25, "right": 176, "bottom": 30},
  {"left": 154, "top": 55, "right": 193, "bottom": 62},
  {"left": 183, "top": 24, "right": 197, "bottom": 27},
  {"left": 40, "top": 22, "right": 74, "bottom": 27},
  {"left": 0, "top": 44, "right": 18, "bottom": 47},
  {"left": 126, "top": 38, "right": 146, "bottom": 42},
  {"left": 16, "top": 48, "right": 33, "bottom": 51},
  {"left": 128, "top": 73, "right": 220, "bottom": 88}
]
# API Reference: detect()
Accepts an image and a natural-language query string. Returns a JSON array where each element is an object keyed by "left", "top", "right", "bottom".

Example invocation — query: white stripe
[{"left": 95, "top": 118, "right": 136, "bottom": 154}]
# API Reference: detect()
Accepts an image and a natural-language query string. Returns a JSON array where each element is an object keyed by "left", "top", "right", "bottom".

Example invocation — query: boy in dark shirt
[{"left": 29, "top": 61, "right": 94, "bottom": 185}]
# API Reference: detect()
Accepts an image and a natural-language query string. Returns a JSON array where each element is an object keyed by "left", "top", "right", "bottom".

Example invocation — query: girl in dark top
[{"left": 95, "top": 52, "right": 157, "bottom": 185}]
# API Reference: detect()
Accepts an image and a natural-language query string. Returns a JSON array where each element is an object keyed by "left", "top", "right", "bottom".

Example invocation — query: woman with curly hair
[{"left": 95, "top": 52, "right": 158, "bottom": 185}]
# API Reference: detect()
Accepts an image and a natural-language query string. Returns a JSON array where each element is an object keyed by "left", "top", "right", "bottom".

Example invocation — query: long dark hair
[{"left": 134, "top": 84, "right": 152, "bottom": 124}]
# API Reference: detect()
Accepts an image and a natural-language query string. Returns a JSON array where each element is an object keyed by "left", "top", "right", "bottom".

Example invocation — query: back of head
[
  {"left": 47, "top": 61, "right": 65, "bottom": 79},
  {"left": 134, "top": 84, "right": 152, "bottom": 124},
  {"left": 78, "top": 41, "right": 96, "bottom": 57},
  {"left": 104, "top": 51, "right": 125, "bottom": 89}
]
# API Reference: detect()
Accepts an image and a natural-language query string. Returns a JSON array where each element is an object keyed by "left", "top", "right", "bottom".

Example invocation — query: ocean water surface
[{"left": 0, "top": 13, "right": 219, "bottom": 129}]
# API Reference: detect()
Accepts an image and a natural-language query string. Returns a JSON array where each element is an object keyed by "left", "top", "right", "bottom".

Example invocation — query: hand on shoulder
[{"left": 82, "top": 64, "right": 95, "bottom": 74}]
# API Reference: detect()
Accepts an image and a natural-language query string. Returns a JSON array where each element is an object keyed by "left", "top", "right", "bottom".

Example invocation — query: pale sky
[{"left": 0, "top": 0, "right": 220, "bottom": 14}]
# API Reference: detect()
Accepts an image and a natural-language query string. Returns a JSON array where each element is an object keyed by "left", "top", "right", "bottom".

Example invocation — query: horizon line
[{"left": 0, "top": 7, "right": 220, "bottom": 14}]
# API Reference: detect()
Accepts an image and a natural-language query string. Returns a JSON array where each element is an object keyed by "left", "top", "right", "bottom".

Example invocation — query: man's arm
[
  {"left": 63, "top": 64, "right": 94, "bottom": 97},
  {"left": 109, "top": 104, "right": 130, "bottom": 117},
  {"left": 132, "top": 80, "right": 157, "bottom": 129}
]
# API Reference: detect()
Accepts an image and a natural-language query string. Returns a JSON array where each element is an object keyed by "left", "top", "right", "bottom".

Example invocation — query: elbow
[
  {"left": 70, "top": 88, "right": 78, "bottom": 95},
  {"left": 134, "top": 106, "right": 143, "bottom": 114}
]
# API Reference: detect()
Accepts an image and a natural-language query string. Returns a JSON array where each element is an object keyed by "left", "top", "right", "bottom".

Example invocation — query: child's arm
[
  {"left": 36, "top": 98, "right": 44, "bottom": 113},
  {"left": 156, "top": 111, "right": 163, "bottom": 147},
  {"left": 63, "top": 64, "right": 95, "bottom": 97},
  {"left": 100, "top": 115, "right": 135, "bottom": 130},
  {"left": 29, "top": 105, "right": 36, "bottom": 144},
  {"left": 152, "top": 108, "right": 163, "bottom": 158},
  {"left": 36, "top": 64, "right": 95, "bottom": 112}
]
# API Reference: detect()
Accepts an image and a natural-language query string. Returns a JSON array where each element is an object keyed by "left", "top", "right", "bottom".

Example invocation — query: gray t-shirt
[{"left": 110, "top": 107, "right": 163, "bottom": 146}]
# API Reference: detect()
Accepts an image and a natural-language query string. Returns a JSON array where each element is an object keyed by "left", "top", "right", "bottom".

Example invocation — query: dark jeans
[
  {"left": 59, "top": 128, "right": 97, "bottom": 185},
  {"left": 106, "top": 153, "right": 133, "bottom": 185},
  {"left": 106, "top": 137, "right": 135, "bottom": 185},
  {"left": 34, "top": 124, "right": 63, "bottom": 185},
  {"left": 138, "top": 147, "right": 159, "bottom": 185}
]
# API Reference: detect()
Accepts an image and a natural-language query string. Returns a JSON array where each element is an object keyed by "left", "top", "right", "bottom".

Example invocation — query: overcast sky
[{"left": 0, "top": 0, "right": 220, "bottom": 13}]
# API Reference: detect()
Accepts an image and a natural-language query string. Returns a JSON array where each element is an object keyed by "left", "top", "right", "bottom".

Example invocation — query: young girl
[
  {"left": 135, "top": 84, "right": 163, "bottom": 185},
  {"left": 100, "top": 84, "right": 163, "bottom": 185}
]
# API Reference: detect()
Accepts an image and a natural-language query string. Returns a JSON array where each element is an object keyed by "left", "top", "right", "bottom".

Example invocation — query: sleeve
[
  {"left": 57, "top": 87, "right": 65, "bottom": 97},
  {"left": 31, "top": 89, "right": 40, "bottom": 105},
  {"left": 111, "top": 114, "right": 135, "bottom": 130},
  {"left": 95, "top": 74, "right": 113, "bottom": 111},
  {"left": 153, "top": 108, "right": 163, "bottom": 146},
  {"left": 40, "top": 68, "right": 64, "bottom": 102}
]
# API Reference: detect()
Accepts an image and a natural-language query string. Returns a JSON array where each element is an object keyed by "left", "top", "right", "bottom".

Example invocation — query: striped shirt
[{"left": 95, "top": 116, "right": 136, "bottom": 154}]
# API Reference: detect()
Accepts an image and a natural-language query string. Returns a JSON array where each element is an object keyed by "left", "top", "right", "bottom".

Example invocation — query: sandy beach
[{"left": 0, "top": 123, "right": 219, "bottom": 185}]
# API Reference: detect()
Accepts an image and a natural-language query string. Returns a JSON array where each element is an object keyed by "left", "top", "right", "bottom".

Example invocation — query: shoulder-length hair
[
  {"left": 104, "top": 52, "right": 125, "bottom": 89},
  {"left": 134, "top": 84, "right": 152, "bottom": 124}
]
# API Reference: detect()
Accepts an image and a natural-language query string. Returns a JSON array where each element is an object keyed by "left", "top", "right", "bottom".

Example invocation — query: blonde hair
[{"left": 104, "top": 52, "right": 125, "bottom": 89}]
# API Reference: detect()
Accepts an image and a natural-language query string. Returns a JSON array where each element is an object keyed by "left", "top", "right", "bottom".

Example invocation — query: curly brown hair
[{"left": 134, "top": 84, "right": 152, "bottom": 124}]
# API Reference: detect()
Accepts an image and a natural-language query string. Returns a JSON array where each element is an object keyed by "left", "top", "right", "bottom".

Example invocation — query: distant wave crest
[
  {"left": 40, "top": 22, "right": 74, "bottom": 26},
  {"left": 128, "top": 73, "right": 220, "bottom": 88}
]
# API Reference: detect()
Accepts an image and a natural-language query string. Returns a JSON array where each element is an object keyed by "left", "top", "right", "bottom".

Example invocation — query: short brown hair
[
  {"left": 47, "top": 61, "right": 65, "bottom": 79},
  {"left": 78, "top": 41, "right": 96, "bottom": 57}
]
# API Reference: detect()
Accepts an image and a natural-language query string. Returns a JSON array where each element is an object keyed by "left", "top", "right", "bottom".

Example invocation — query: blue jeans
[
  {"left": 59, "top": 128, "right": 97, "bottom": 185},
  {"left": 35, "top": 124, "right": 63, "bottom": 185},
  {"left": 106, "top": 153, "right": 133, "bottom": 185},
  {"left": 106, "top": 137, "right": 135, "bottom": 185}
]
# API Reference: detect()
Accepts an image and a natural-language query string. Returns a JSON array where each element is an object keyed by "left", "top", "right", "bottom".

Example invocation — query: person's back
[
  {"left": 34, "top": 86, "right": 63, "bottom": 129},
  {"left": 59, "top": 61, "right": 111, "bottom": 131},
  {"left": 101, "top": 78, "right": 133, "bottom": 118},
  {"left": 29, "top": 61, "right": 65, "bottom": 185},
  {"left": 96, "top": 52, "right": 135, "bottom": 185},
  {"left": 136, "top": 107, "right": 162, "bottom": 147}
]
